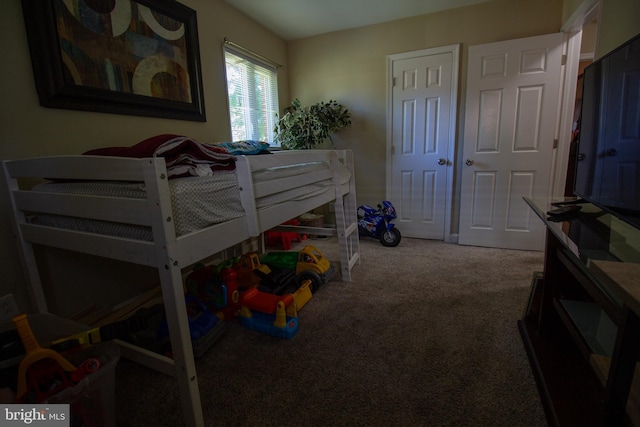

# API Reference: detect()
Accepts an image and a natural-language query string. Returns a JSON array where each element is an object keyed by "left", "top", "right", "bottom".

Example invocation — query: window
[{"left": 224, "top": 48, "right": 279, "bottom": 146}]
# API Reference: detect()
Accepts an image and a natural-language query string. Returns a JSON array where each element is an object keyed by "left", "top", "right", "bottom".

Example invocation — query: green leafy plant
[{"left": 274, "top": 99, "right": 352, "bottom": 149}]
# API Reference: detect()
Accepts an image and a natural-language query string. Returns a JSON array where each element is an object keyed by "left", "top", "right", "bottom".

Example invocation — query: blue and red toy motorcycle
[{"left": 357, "top": 200, "right": 401, "bottom": 247}]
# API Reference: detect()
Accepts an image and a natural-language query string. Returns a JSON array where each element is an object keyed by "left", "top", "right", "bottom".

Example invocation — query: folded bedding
[{"left": 84, "top": 134, "right": 238, "bottom": 178}]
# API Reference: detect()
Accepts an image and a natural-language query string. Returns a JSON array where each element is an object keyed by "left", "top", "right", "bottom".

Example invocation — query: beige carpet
[{"left": 115, "top": 237, "right": 547, "bottom": 426}]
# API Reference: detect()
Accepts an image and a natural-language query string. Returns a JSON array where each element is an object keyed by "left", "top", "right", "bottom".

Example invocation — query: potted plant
[{"left": 273, "top": 99, "right": 352, "bottom": 149}]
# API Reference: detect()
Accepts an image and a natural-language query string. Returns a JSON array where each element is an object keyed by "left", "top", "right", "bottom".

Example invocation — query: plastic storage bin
[{"left": 46, "top": 342, "right": 120, "bottom": 427}]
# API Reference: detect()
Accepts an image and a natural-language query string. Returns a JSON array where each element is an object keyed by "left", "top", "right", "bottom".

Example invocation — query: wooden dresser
[{"left": 520, "top": 197, "right": 640, "bottom": 426}]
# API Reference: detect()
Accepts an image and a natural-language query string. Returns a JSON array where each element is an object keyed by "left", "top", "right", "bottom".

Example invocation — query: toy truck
[
  {"left": 260, "top": 245, "right": 335, "bottom": 293},
  {"left": 232, "top": 251, "right": 298, "bottom": 295}
]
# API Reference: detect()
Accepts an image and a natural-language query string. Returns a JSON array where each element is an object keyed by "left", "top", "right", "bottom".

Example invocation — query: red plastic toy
[
  {"left": 238, "top": 288, "right": 298, "bottom": 338},
  {"left": 265, "top": 219, "right": 303, "bottom": 250}
]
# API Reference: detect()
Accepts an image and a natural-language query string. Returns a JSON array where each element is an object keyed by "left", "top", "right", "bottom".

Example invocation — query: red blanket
[{"left": 84, "top": 134, "right": 236, "bottom": 178}]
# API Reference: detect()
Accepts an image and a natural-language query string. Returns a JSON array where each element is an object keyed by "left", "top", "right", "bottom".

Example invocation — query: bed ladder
[
  {"left": 331, "top": 150, "right": 360, "bottom": 281},
  {"left": 269, "top": 150, "right": 361, "bottom": 281}
]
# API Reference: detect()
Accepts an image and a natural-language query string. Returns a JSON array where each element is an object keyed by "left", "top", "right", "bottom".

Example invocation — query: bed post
[
  {"left": 2, "top": 161, "right": 49, "bottom": 313},
  {"left": 343, "top": 150, "right": 360, "bottom": 274},
  {"left": 235, "top": 155, "right": 260, "bottom": 236},
  {"left": 142, "top": 159, "right": 204, "bottom": 427}
]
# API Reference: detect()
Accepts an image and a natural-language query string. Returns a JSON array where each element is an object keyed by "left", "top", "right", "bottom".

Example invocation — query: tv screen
[{"left": 574, "top": 33, "right": 640, "bottom": 228}]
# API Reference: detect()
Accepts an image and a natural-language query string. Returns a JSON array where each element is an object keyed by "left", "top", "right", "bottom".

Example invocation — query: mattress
[{"left": 31, "top": 161, "right": 350, "bottom": 240}]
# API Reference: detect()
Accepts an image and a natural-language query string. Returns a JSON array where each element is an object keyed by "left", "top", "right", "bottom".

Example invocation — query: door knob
[
  {"left": 465, "top": 159, "right": 474, "bottom": 166},
  {"left": 437, "top": 158, "right": 446, "bottom": 165}
]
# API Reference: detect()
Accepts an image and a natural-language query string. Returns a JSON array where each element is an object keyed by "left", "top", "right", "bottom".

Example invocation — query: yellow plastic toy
[
  {"left": 12, "top": 314, "right": 77, "bottom": 402},
  {"left": 291, "top": 279, "right": 313, "bottom": 313}
]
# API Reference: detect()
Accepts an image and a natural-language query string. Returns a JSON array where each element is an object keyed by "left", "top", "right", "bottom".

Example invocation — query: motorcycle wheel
[{"left": 379, "top": 228, "right": 401, "bottom": 247}]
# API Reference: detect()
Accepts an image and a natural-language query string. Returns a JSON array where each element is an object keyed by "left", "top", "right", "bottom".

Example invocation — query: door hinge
[
  {"left": 392, "top": 77, "right": 397, "bottom": 87},
  {"left": 553, "top": 139, "right": 559, "bottom": 149},
  {"left": 561, "top": 54, "right": 567, "bottom": 66}
]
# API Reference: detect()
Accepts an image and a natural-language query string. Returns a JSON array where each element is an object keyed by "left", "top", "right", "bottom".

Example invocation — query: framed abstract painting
[{"left": 22, "top": 0, "right": 206, "bottom": 122}]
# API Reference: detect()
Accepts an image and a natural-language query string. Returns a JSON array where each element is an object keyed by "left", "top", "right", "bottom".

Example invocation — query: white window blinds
[{"left": 224, "top": 48, "right": 279, "bottom": 145}]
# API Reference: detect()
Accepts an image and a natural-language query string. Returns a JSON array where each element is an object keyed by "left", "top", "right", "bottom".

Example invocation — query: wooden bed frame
[{"left": 2, "top": 149, "right": 360, "bottom": 426}]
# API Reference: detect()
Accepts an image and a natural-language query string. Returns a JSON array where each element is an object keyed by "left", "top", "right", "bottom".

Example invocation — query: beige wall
[
  {"left": 0, "top": 0, "right": 289, "bottom": 159},
  {"left": 563, "top": 0, "right": 590, "bottom": 22},
  {"left": 597, "top": 0, "right": 640, "bottom": 58},
  {"left": 562, "top": 0, "right": 640, "bottom": 58},
  {"left": 581, "top": 21, "right": 598, "bottom": 55},
  {"left": 287, "top": 0, "right": 564, "bottom": 235},
  {"left": 0, "top": 0, "right": 288, "bottom": 312}
]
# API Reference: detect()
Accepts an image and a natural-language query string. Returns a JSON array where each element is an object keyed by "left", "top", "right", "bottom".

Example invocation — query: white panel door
[
  {"left": 459, "top": 33, "right": 564, "bottom": 250},
  {"left": 388, "top": 46, "right": 458, "bottom": 240}
]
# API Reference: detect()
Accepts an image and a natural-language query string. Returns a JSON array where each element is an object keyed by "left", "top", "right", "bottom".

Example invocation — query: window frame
[{"left": 223, "top": 46, "right": 279, "bottom": 146}]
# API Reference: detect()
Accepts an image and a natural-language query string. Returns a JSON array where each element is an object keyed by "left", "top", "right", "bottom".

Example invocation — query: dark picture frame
[{"left": 22, "top": 0, "right": 206, "bottom": 122}]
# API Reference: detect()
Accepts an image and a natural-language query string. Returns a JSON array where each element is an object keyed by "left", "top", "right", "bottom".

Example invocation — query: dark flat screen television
[{"left": 573, "top": 33, "right": 640, "bottom": 229}]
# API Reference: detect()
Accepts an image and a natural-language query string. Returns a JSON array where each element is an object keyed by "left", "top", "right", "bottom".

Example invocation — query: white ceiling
[{"left": 224, "top": 0, "right": 493, "bottom": 40}]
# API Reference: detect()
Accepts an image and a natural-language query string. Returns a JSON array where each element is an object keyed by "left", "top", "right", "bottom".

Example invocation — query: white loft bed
[{"left": 2, "top": 149, "right": 360, "bottom": 426}]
